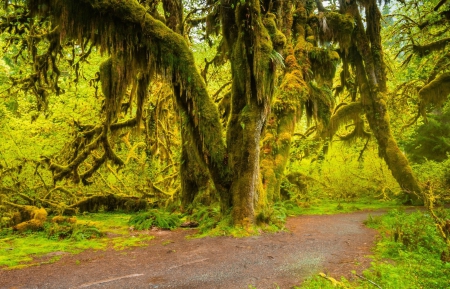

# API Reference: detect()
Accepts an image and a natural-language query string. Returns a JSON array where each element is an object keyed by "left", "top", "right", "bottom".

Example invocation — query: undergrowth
[{"left": 128, "top": 209, "right": 181, "bottom": 230}]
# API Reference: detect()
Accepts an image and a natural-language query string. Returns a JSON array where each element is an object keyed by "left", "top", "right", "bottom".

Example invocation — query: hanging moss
[
  {"left": 315, "top": 12, "right": 355, "bottom": 52},
  {"left": 29, "top": 0, "right": 228, "bottom": 191},
  {"left": 419, "top": 72, "right": 450, "bottom": 108},
  {"left": 308, "top": 47, "right": 340, "bottom": 81},
  {"left": 328, "top": 102, "right": 364, "bottom": 136}
]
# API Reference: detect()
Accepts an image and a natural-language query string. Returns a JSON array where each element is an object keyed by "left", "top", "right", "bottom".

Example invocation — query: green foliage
[
  {"left": 408, "top": 157, "right": 450, "bottom": 202},
  {"left": 256, "top": 202, "right": 287, "bottom": 229},
  {"left": 189, "top": 204, "right": 221, "bottom": 233},
  {"left": 402, "top": 103, "right": 450, "bottom": 163},
  {"left": 128, "top": 209, "right": 181, "bottom": 230},
  {"left": 288, "top": 139, "right": 401, "bottom": 203},
  {"left": 363, "top": 209, "right": 450, "bottom": 288},
  {"left": 368, "top": 209, "right": 448, "bottom": 255}
]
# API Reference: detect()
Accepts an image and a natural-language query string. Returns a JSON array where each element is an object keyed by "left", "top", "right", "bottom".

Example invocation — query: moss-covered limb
[
  {"left": 52, "top": 117, "right": 137, "bottom": 184},
  {"left": 80, "top": 153, "right": 107, "bottom": 181},
  {"left": 354, "top": 55, "right": 422, "bottom": 204},
  {"left": 328, "top": 102, "right": 363, "bottom": 137},
  {"left": 336, "top": 118, "right": 371, "bottom": 142},
  {"left": 79, "top": 118, "right": 137, "bottom": 139},
  {"left": 50, "top": 132, "right": 103, "bottom": 182},
  {"left": 419, "top": 72, "right": 450, "bottom": 108},
  {"left": 352, "top": 5, "right": 379, "bottom": 92},
  {"left": 69, "top": 194, "right": 147, "bottom": 213},
  {"left": 110, "top": 118, "right": 138, "bottom": 130},
  {"left": 428, "top": 52, "right": 450, "bottom": 82},
  {"left": 412, "top": 38, "right": 450, "bottom": 57},
  {"left": 0, "top": 187, "right": 15, "bottom": 194},
  {"left": 43, "top": 186, "right": 77, "bottom": 200},
  {"left": 102, "top": 134, "right": 125, "bottom": 167},
  {"left": 15, "top": 193, "right": 35, "bottom": 204},
  {"left": 29, "top": 0, "right": 227, "bottom": 182}
]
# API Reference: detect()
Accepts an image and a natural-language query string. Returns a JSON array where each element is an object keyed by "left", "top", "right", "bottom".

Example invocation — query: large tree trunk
[{"left": 221, "top": 0, "right": 280, "bottom": 224}]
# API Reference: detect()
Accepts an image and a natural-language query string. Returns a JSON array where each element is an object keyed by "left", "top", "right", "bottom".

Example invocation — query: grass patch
[{"left": 284, "top": 198, "right": 401, "bottom": 216}]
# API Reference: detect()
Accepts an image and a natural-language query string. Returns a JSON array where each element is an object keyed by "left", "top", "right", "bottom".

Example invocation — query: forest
[{"left": 0, "top": 0, "right": 450, "bottom": 288}]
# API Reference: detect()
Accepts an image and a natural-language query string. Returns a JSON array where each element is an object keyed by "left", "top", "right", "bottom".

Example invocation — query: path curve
[{"left": 0, "top": 210, "right": 384, "bottom": 289}]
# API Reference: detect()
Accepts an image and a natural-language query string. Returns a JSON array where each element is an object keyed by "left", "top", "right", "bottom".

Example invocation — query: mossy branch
[
  {"left": 328, "top": 102, "right": 364, "bottom": 137},
  {"left": 27, "top": 0, "right": 228, "bottom": 186},
  {"left": 419, "top": 72, "right": 450, "bottom": 108},
  {"left": 412, "top": 38, "right": 450, "bottom": 57}
]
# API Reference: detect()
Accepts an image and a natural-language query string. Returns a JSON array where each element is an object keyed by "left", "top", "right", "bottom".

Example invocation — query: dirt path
[{"left": 0, "top": 210, "right": 384, "bottom": 289}]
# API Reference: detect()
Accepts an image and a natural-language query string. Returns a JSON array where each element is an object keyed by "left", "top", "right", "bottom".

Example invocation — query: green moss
[
  {"left": 317, "top": 12, "right": 354, "bottom": 52},
  {"left": 308, "top": 47, "right": 340, "bottom": 81},
  {"left": 263, "top": 13, "right": 286, "bottom": 51},
  {"left": 328, "top": 102, "right": 364, "bottom": 137}
]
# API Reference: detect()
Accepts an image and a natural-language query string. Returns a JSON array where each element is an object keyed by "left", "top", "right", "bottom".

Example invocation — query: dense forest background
[
  {"left": 0, "top": 0, "right": 449, "bottom": 233},
  {"left": 1, "top": 1, "right": 450, "bottom": 286}
]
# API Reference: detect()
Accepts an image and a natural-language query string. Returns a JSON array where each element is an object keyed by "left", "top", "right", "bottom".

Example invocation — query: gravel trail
[{"left": 0, "top": 210, "right": 384, "bottom": 289}]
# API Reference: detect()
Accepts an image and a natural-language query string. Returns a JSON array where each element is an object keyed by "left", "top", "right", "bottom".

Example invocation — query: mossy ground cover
[
  {"left": 285, "top": 198, "right": 401, "bottom": 216},
  {"left": 0, "top": 212, "right": 155, "bottom": 269}
]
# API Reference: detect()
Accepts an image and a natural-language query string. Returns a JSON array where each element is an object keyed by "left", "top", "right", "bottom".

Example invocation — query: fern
[{"left": 129, "top": 210, "right": 181, "bottom": 230}]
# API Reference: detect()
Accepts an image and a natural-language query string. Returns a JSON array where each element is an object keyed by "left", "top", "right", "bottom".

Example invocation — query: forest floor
[{"left": 0, "top": 210, "right": 385, "bottom": 289}]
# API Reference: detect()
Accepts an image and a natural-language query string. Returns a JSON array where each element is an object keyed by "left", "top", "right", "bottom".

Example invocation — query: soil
[{"left": 0, "top": 210, "right": 385, "bottom": 289}]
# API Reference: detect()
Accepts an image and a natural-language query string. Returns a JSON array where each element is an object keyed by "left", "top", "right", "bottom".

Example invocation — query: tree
[
  {"left": 1, "top": 0, "right": 424, "bottom": 227},
  {"left": 385, "top": 0, "right": 450, "bottom": 165}
]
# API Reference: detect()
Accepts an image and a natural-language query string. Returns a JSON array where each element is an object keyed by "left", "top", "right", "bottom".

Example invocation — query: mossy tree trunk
[
  {"left": 350, "top": 0, "right": 422, "bottom": 203},
  {"left": 260, "top": 0, "right": 330, "bottom": 205},
  {"left": 220, "top": 0, "right": 281, "bottom": 224}
]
